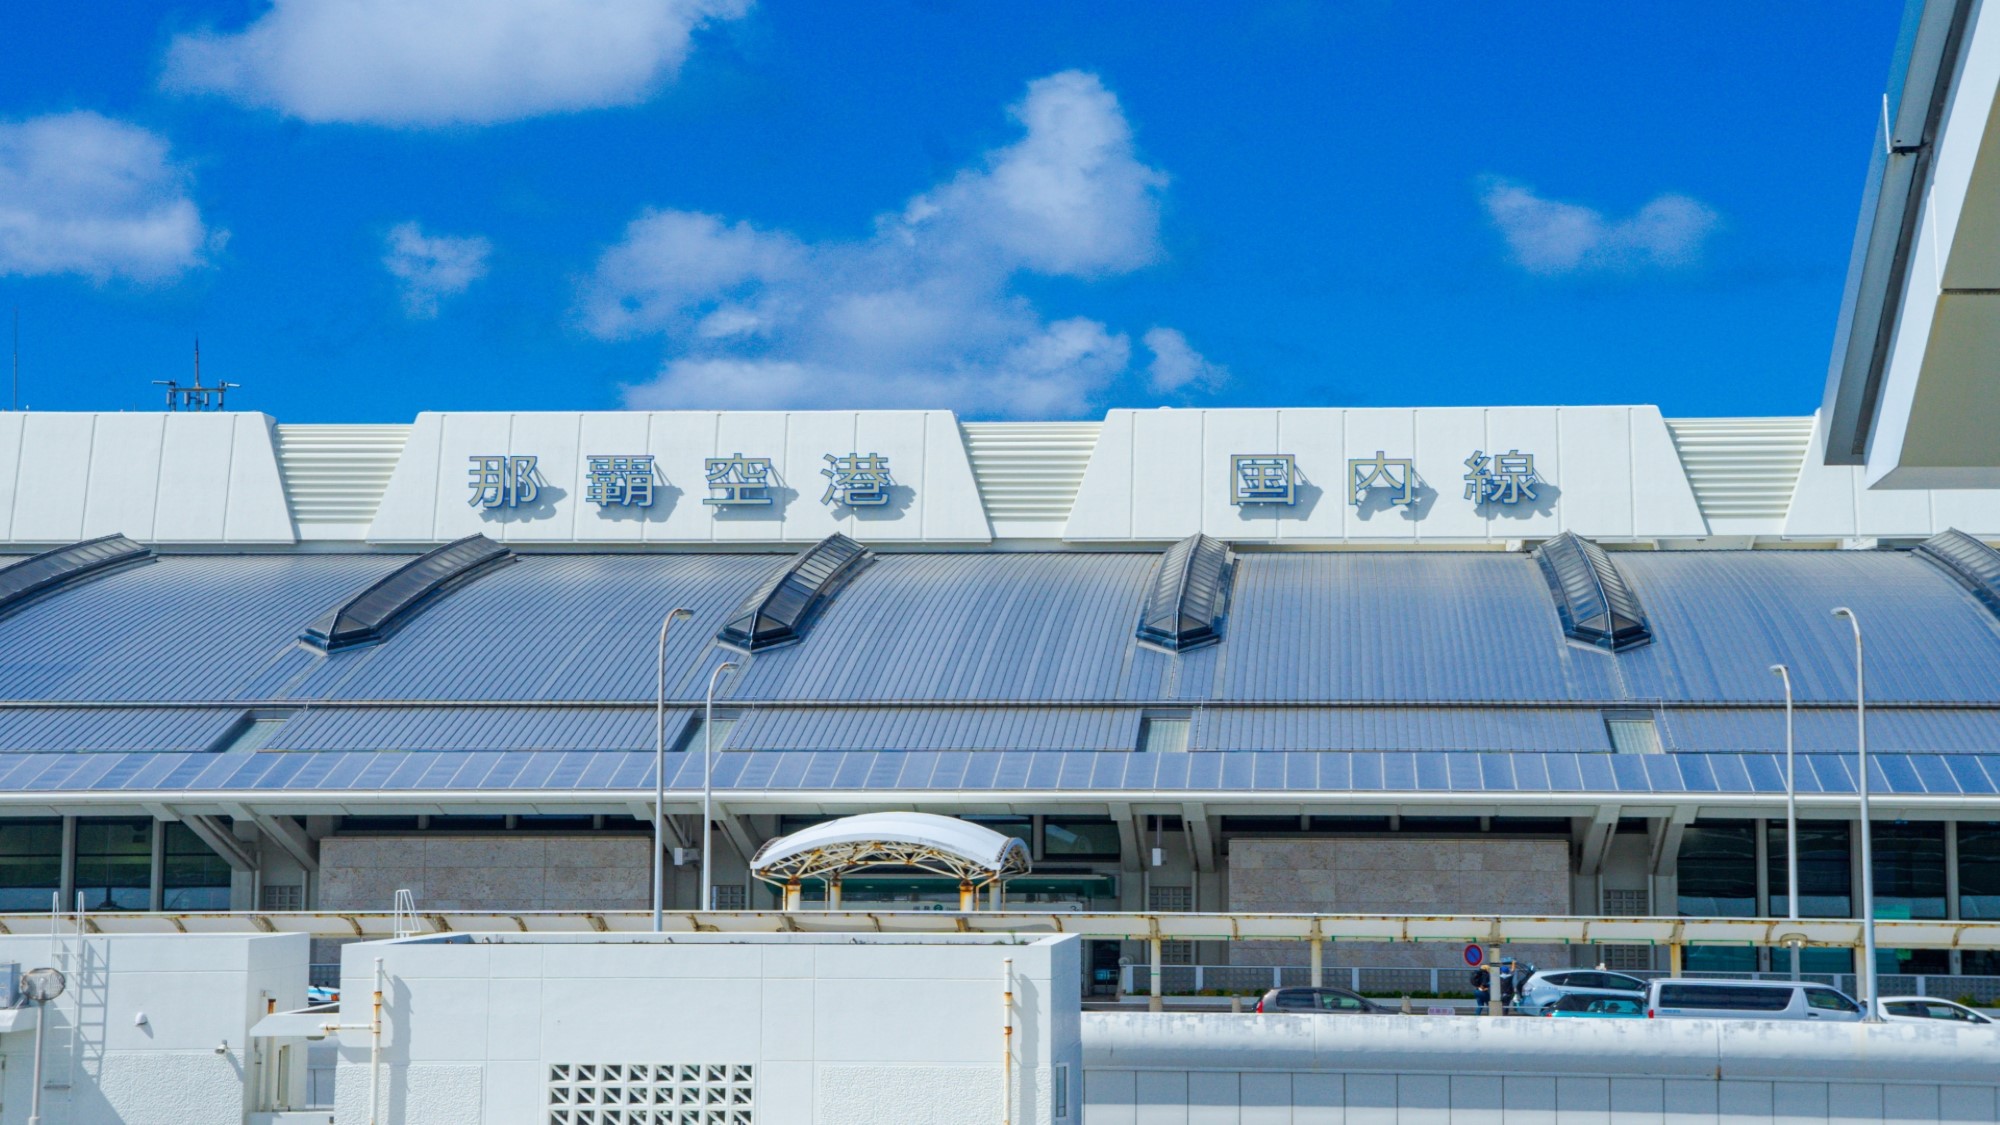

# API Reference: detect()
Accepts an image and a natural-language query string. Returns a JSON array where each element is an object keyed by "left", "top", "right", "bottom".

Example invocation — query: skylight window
[
  {"left": 1135, "top": 533, "right": 1232, "bottom": 653},
  {"left": 1604, "top": 711, "right": 1663, "bottom": 755},
  {"left": 1533, "top": 532, "right": 1652, "bottom": 652},
  {"left": 0, "top": 534, "right": 153, "bottom": 622},
  {"left": 302, "top": 534, "right": 514, "bottom": 651},
  {"left": 1912, "top": 528, "right": 2000, "bottom": 620},
  {"left": 716, "top": 533, "right": 872, "bottom": 652},
  {"left": 1138, "top": 716, "right": 1191, "bottom": 753}
]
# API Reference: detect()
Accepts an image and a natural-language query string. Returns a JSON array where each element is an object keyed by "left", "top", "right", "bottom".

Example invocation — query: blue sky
[{"left": 0, "top": 1, "right": 1905, "bottom": 421}]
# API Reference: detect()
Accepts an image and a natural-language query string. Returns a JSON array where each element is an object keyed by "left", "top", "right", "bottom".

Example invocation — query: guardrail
[
  {"left": 1115, "top": 964, "right": 2000, "bottom": 1003},
  {"left": 6, "top": 909, "right": 1998, "bottom": 950}
]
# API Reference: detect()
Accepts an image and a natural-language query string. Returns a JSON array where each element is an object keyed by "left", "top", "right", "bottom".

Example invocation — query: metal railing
[{"left": 1119, "top": 964, "right": 2000, "bottom": 1003}]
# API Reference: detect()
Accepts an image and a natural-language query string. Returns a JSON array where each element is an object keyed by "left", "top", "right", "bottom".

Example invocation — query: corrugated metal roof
[
  {"left": 263, "top": 706, "right": 692, "bottom": 753},
  {"left": 0, "top": 749, "right": 1991, "bottom": 798},
  {"left": 726, "top": 707, "right": 1141, "bottom": 751},
  {"left": 2, "top": 548, "right": 1998, "bottom": 715},
  {"left": 0, "top": 708, "right": 243, "bottom": 752}
]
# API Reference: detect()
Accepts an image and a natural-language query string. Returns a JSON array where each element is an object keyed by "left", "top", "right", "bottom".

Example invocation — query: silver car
[
  {"left": 1516, "top": 969, "right": 1648, "bottom": 1016},
  {"left": 1879, "top": 996, "right": 1997, "bottom": 1026}
]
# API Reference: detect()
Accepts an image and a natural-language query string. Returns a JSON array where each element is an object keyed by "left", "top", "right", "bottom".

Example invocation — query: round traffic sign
[{"left": 1463, "top": 943, "right": 1484, "bottom": 967}]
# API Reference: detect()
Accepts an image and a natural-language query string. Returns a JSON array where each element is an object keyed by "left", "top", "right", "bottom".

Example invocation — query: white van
[{"left": 1645, "top": 978, "right": 1865, "bottom": 1021}]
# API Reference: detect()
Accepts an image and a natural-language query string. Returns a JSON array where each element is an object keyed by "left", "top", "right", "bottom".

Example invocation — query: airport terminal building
[{"left": 5, "top": 405, "right": 2000, "bottom": 982}]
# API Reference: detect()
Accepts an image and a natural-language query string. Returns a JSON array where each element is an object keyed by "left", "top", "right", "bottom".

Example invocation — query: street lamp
[
  {"left": 1769, "top": 662, "right": 1800, "bottom": 981},
  {"left": 701, "top": 660, "right": 740, "bottom": 912},
  {"left": 1831, "top": 607, "right": 1882, "bottom": 1021},
  {"left": 652, "top": 607, "right": 693, "bottom": 933}
]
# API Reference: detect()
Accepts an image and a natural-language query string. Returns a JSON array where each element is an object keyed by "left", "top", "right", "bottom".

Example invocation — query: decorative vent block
[{"left": 547, "top": 1063, "right": 754, "bottom": 1125}]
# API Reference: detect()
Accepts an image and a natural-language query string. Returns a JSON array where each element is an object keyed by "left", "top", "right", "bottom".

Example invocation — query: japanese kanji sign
[
  {"left": 1348, "top": 450, "right": 1418, "bottom": 507},
  {"left": 467, "top": 455, "right": 539, "bottom": 509},
  {"left": 585, "top": 455, "right": 658, "bottom": 508},
  {"left": 703, "top": 454, "right": 775, "bottom": 506},
  {"left": 1230, "top": 454, "right": 1296, "bottom": 505},
  {"left": 821, "top": 452, "right": 894, "bottom": 507},
  {"left": 1463, "top": 449, "right": 1539, "bottom": 505}
]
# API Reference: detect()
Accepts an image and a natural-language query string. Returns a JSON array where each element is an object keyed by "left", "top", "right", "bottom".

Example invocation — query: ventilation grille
[
  {"left": 960, "top": 421, "right": 1100, "bottom": 525},
  {"left": 1664, "top": 416, "right": 1812, "bottom": 521},
  {"left": 275, "top": 424, "right": 412, "bottom": 528},
  {"left": 1533, "top": 532, "right": 1652, "bottom": 652},
  {"left": 1136, "top": 533, "right": 1232, "bottom": 652},
  {"left": 1913, "top": 528, "right": 2000, "bottom": 620},
  {"left": 548, "top": 1063, "right": 753, "bottom": 1124},
  {"left": 717, "top": 533, "right": 870, "bottom": 652},
  {"left": 303, "top": 534, "right": 513, "bottom": 651},
  {"left": 0, "top": 534, "right": 153, "bottom": 622}
]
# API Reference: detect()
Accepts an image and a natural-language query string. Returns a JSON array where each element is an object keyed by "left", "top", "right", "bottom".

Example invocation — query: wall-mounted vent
[
  {"left": 547, "top": 1062, "right": 753, "bottom": 1125},
  {"left": 1913, "top": 528, "right": 2000, "bottom": 621},
  {"left": 1136, "top": 533, "right": 1232, "bottom": 652},
  {"left": 0, "top": 534, "right": 154, "bottom": 622},
  {"left": 716, "top": 533, "right": 871, "bottom": 652},
  {"left": 960, "top": 421, "right": 1100, "bottom": 527},
  {"left": 302, "top": 534, "right": 514, "bottom": 652},
  {"left": 275, "top": 423, "right": 411, "bottom": 533},
  {"left": 1665, "top": 416, "right": 1813, "bottom": 522},
  {"left": 1533, "top": 532, "right": 1652, "bottom": 652}
]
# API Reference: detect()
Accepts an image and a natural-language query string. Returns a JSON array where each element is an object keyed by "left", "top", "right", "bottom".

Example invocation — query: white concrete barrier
[{"left": 1082, "top": 1012, "right": 2000, "bottom": 1122}]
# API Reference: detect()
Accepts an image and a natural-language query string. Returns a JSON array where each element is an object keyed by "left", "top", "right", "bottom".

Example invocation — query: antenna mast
[
  {"left": 10, "top": 307, "right": 17, "bottom": 411},
  {"left": 152, "top": 338, "right": 240, "bottom": 411}
]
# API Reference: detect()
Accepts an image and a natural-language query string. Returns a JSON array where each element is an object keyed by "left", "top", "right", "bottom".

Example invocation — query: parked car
[
  {"left": 1516, "top": 969, "right": 1648, "bottom": 1016},
  {"left": 1254, "top": 986, "right": 1387, "bottom": 1014},
  {"left": 1878, "top": 997, "right": 1997, "bottom": 1026},
  {"left": 1545, "top": 993, "right": 1645, "bottom": 1018},
  {"left": 1645, "top": 979, "right": 1863, "bottom": 1021}
]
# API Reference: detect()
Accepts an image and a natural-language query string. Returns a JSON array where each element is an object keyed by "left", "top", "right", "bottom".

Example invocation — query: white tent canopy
[{"left": 750, "top": 812, "right": 1031, "bottom": 887}]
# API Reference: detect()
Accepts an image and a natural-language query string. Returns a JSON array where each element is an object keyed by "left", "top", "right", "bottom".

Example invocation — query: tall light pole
[
  {"left": 1770, "top": 663, "right": 1800, "bottom": 981},
  {"left": 652, "top": 607, "right": 693, "bottom": 933},
  {"left": 1831, "top": 607, "right": 1882, "bottom": 1021},
  {"left": 701, "top": 660, "right": 739, "bottom": 911}
]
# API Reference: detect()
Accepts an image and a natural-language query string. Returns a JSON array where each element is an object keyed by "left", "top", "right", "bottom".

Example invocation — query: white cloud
[
  {"left": 585, "top": 70, "right": 1190, "bottom": 418},
  {"left": 1143, "top": 327, "right": 1228, "bottom": 394},
  {"left": 383, "top": 221, "right": 492, "bottom": 317},
  {"left": 0, "top": 112, "right": 213, "bottom": 284},
  {"left": 1480, "top": 178, "right": 1719, "bottom": 274},
  {"left": 162, "top": 0, "right": 751, "bottom": 127}
]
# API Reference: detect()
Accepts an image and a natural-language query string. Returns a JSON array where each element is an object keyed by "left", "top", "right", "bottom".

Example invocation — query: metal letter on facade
[
  {"left": 820, "top": 452, "right": 894, "bottom": 507},
  {"left": 703, "top": 454, "right": 775, "bottom": 506},
  {"left": 1463, "top": 449, "right": 1538, "bottom": 505},
  {"left": 1230, "top": 454, "right": 1297, "bottom": 505},
  {"left": 1348, "top": 450, "right": 1417, "bottom": 507},
  {"left": 467, "top": 455, "right": 540, "bottom": 509},
  {"left": 586, "top": 455, "right": 658, "bottom": 508}
]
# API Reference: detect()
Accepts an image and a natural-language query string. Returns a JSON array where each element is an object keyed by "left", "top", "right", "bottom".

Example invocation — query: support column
[
  {"left": 149, "top": 819, "right": 166, "bottom": 912},
  {"left": 782, "top": 879, "right": 802, "bottom": 912},
  {"left": 1754, "top": 817, "right": 1770, "bottom": 972},
  {"left": 58, "top": 815, "right": 76, "bottom": 912},
  {"left": 959, "top": 881, "right": 976, "bottom": 912},
  {"left": 1149, "top": 937, "right": 1163, "bottom": 1013},
  {"left": 1946, "top": 821, "right": 1962, "bottom": 976},
  {"left": 1310, "top": 935, "right": 1324, "bottom": 988},
  {"left": 827, "top": 875, "right": 842, "bottom": 911}
]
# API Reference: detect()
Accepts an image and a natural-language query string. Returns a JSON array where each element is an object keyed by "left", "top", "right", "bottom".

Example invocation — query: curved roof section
[
  {"left": 716, "top": 534, "right": 870, "bottom": 652},
  {"left": 1533, "top": 532, "right": 1652, "bottom": 652},
  {"left": 750, "top": 811, "right": 1031, "bottom": 884},
  {"left": 0, "top": 535, "right": 153, "bottom": 622},
  {"left": 2, "top": 547, "right": 2000, "bottom": 707},
  {"left": 303, "top": 535, "right": 513, "bottom": 651},
  {"left": 1912, "top": 528, "right": 2000, "bottom": 620},
  {"left": 1135, "top": 533, "right": 1232, "bottom": 652}
]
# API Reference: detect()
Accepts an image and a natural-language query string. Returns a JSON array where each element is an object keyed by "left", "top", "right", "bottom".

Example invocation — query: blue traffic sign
[{"left": 1463, "top": 943, "right": 1484, "bottom": 967}]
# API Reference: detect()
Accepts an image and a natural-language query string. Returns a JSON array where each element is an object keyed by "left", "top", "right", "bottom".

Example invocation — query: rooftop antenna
[
  {"left": 152, "top": 338, "right": 240, "bottom": 411},
  {"left": 10, "top": 307, "right": 18, "bottom": 411}
]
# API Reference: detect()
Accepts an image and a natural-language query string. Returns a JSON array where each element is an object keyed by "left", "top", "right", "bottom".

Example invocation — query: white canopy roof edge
[{"left": 749, "top": 812, "right": 1031, "bottom": 886}]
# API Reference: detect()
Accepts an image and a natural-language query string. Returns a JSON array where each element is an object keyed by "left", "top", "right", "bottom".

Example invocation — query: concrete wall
[
  {"left": 1227, "top": 838, "right": 1570, "bottom": 968},
  {"left": 0, "top": 932, "right": 309, "bottom": 1125},
  {"left": 318, "top": 834, "right": 649, "bottom": 912},
  {"left": 332, "top": 931, "right": 1082, "bottom": 1125},
  {"left": 1082, "top": 1011, "right": 2000, "bottom": 1123}
]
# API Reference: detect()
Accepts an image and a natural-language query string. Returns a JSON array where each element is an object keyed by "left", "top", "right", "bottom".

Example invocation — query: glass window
[
  {"left": 1657, "top": 984, "right": 1790, "bottom": 1010},
  {"left": 1872, "top": 822, "right": 1946, "bottom": 920},
  {"left": 161, "top": 823, "right": 231, "bottom": 911},
  {"left": 1319, "top": 992, "right": 1363, "bottom": 1011},
  {"left": 1138, "top": 718, "right": 1190, "bottom": 753},
  {"left": 678, "top": 716, "right": 737, "bottom": 752},
  {"left": 1767, "top": 820, "right": 1851, "bottom": 918},
  {"left": 1677, "top": 821, "right": 1757, "bottom": 917},
  {"left": 1682, "top": 945, "right": 1757, "bottom": 972},
  {"left": 1043, "top": 818, "right": 1121, "bottom": 859},
  {"left": 1605, "top": 715, "right": 1662, "bottom": 755},
  {"left": 1958, "top": 823, "right": 2000, "bottom": 920},
  {"left": 0, "top": 819, "right": 62, "bottom": 913},
  {"left": 1805, "top": 988, "right": 1858, "bottom": 1012},
  {"left": 1921, "top": 1002, "right": 1976, "bottom": 1022},
  {"left": 74, "top": 817, "right": 151, "bottom": 912}
]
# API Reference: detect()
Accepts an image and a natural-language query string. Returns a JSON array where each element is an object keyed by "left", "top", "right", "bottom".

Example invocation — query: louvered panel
[
  {"left": 1665, "top": 416, "right": 1813, "bottom": 521},
  {"left": 275, "top": 423, "right": 412, "bottom": 528},
  {"left": 959, "top": 421, "right": 1100, "bottom": 525}
]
